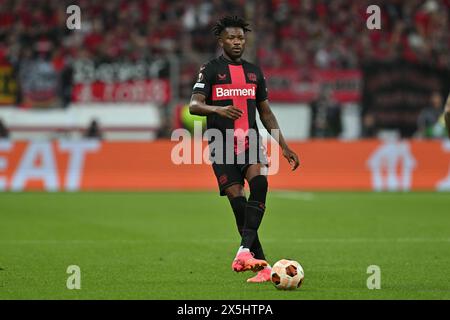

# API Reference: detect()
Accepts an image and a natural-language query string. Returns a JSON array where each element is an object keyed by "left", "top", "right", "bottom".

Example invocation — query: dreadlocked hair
[{"left": 212, "top": 16, "right": 251, "bottom": 37}]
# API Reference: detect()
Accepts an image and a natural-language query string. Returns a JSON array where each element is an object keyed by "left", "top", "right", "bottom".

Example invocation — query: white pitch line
[
  {"left": 0, "top": 238, "right": 449, "bottom": 245},
  {"left": 292, "top": 238, "right": 450, "bottom": 243},
  {"left": 272, "top": 192, "right": 316, "bottom": 201},
  {"left": 184, "top": 238, "right": 450, "bottom": 243},
  {"left": 0, "top": 240, "right": 150, "bottom": 245}
]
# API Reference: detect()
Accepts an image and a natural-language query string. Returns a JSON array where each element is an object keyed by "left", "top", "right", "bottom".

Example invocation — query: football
[{"left": 270, "top": 259, "right": 304, "bottom": 290}]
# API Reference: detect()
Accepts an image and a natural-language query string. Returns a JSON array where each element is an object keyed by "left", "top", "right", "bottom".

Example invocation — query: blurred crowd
[{"left": 0, "top": 0, "right": 449, "bottom": 137}]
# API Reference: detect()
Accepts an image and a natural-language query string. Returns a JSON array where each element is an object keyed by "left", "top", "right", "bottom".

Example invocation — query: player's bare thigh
[{"left": 245, "top": 163, "right": 268, "bottom": 183}]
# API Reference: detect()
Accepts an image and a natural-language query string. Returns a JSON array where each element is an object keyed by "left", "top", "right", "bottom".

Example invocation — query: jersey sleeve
[
  {"left": 192, "top": 62, "right": 214, "bottom": 98},
  {"left": 256, "top": 68, "right": 268, "bottom": 102}
]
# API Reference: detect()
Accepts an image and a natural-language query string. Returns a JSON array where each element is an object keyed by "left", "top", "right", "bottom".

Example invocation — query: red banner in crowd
[
  {"left": 264, "top": 69, "right": 361, "bottom": 103},
  {"left": 71, "top": 80, "right": 171, "bottom": 104},
  {"left": 0, "top": 140, "right": 449, "bottom": 192}
]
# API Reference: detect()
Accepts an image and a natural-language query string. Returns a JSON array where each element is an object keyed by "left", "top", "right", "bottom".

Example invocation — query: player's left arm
[
  {"left": 257, "top": 99, "right": 300, "bottom": 171},
  {"left": 445, "top": 93, "right": 450, "bottom": 139}
]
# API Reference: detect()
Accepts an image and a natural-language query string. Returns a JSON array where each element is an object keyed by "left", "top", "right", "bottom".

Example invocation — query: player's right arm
[
  {"left": 189, "top": 93, "right": 243, "bottom": 120},
  {"left": 445, "top": 93, "right": 450, "bottom": 139},
  {"left": 189, "top": 62, "right": 243, "bottom": 120}
]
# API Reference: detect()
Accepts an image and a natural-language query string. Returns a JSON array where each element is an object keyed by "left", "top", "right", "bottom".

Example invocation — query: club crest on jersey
[
  {"left": 217, "top": 73, "right": 227, "bottom": 81},
  {"left": 247, "top": 72, "right": 257, "bottom": 82}
]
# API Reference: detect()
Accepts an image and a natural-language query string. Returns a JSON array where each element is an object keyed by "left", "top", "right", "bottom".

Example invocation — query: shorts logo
[
  {"left": 219, "top": 174, "right": 228, "bottom": 185},
  {"left": 247, "top": 72, "right": 257, "bottom": 82},
  {"left": 218, "top": 73, "right": 227, "bottom": 81}
]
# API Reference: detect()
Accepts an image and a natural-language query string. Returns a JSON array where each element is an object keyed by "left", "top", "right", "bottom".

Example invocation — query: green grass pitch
[{"left": 0, "top": 191, "right": 449, "bottom": 300}]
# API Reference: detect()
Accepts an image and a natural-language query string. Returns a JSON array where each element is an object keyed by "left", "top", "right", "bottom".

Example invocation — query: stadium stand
[{"left": 0, "top": 0, "right": 449, "bottom": 139}]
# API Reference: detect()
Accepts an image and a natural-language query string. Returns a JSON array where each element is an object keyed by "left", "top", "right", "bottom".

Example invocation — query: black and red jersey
[{"left": 192, "top": 55, "right": 268, "bottom": 136}]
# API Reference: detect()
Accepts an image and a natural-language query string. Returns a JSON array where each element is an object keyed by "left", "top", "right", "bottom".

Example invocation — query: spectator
[
  {"left": 362, "top": 113, "right": 377, "bottom": 138},
  {"left": 0, "top": 119, "right": 9, "bottom": 138},
  {"left": 416, "top": 91, "right": 444, "bottom": 138},
  {"left": 84, "top": 119, "right": 102, "bottom": 139},
  {"left": 310, "top": 88, "right": 343, "bottom": 138}
]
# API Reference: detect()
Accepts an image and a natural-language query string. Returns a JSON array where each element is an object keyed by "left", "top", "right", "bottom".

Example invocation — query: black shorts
[{"left": 212, "top": 147, "right": 268, "bottom": 196}]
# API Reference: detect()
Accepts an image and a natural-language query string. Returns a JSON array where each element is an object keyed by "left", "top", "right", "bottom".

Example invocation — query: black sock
[
  {"left": 251, "top": 234, "right": 265, "bottom": 260},
  {"left": 240, "top": 176, "right": 268, "bottom": 254},
  {"left": 240, "top": 201, "right": 265, "bottom": 250},
  {"left": 229, "top": 196, "right": 265, "bottom": 260},
  {"left": 230, "top": 196, "right": 246, "bottom": 235}
]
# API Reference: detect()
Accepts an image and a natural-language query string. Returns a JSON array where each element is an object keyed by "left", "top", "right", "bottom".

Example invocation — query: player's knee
[
  {"left": 249, "top": 175, "right": 268, "bottom": 202},
  {"left": 225, "top": 184, "right": 244, "bottom": 199}
]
